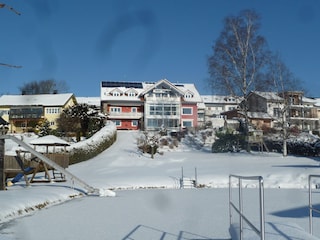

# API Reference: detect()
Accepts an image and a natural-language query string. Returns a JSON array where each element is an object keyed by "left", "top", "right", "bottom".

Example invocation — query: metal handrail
[
  {"left": 308, "top": 174, "right": 320, "bottom": 235},
  {"left": 0, "top": 135, "right": 99, "bottom": 195},
  {"left": 229, "top": 174, "right": 265, "bottom": 240}
]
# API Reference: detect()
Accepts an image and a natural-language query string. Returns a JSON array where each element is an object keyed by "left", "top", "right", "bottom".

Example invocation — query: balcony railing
[{"left": 108, "top": 112, "right": 143, "bottom": 119}]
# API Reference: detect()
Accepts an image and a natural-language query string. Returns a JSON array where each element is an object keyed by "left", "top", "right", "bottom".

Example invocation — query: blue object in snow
[{"left": 12, "top": 167, "right": 34, "bottom": 183}]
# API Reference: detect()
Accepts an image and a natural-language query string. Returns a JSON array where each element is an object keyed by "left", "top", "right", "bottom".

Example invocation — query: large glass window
[
  {"left": 149, "top": 104, "right": 178, "bottom": 116},
  {"left": 147, "top": 119, "right": 179, "bottom": 128},
  {"left": 10, "top": 107, "right": 43, "bottom": 119}
]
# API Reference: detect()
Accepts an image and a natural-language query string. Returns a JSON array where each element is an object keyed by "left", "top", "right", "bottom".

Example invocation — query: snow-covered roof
[
  {"left": 139, "top": 79, "right": 185, "bottom": 97},
  {"left": 302, "top": 97, "right": 320, "bottom": 106},
  {"left": 251, "top": 91, "right": 283, "bottom": 101},
  {"left": 0, "top": 93, "right": 74, "bottom": 107},
  {"left": 101, "top": 79, "right": 202, "bottom": 103},
  {"left": 175, "top": 83, "right": 202, "bottom": 102},
  {"left": 30, "top": 135, "right": 70, "bottom": 146},
  {"left": 202, "top": 95, "right": 241, "bottom": 104},
  {"left": 76, "top": 97, "right": 101, "bottom": 107},
  {"left": 247, "top": 111, "right": 273, "bottom": 119}
]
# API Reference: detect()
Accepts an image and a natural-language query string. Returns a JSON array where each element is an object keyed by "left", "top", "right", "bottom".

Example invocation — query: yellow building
[{"left": 0, "top": 93, "right": 77, "bottom": 133}]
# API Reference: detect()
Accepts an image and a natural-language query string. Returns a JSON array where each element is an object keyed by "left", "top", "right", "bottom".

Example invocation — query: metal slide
[{"left": 1, "top": 135, "right": 99, "bottom": 195}]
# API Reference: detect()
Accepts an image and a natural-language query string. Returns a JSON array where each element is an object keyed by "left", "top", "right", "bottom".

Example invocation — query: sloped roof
[
  {"left": 247, "top": 111, "right": 273, "bottom": 119},
  {"left": 201, "top": 95, "right": 242, "bottom": 104},
  {"left": 251, "top": 91, "right": 283, "bottom": 101},
  {"left": 175, "top": 83, "right": 202, "bottom": 102},
  {"left": 30, "top": 135, "right": 70, "bottom": 146},
  {"left": 0, "top": 93, "right": 74, "bottom": 107},
  {"left": 76, "top": 97, "right": 100, "bottom": 107},
  {"left": 139, "top": 79, "right": 185, "bottom": 96}
]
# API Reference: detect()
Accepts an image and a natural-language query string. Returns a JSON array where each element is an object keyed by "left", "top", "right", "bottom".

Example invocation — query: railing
[
  {"left": 229, "top": 175, "right": 265, "bottom": 240},
  {"left": 108, "top": 112, "right": 142, "bottom": 119},
  {"left": 308, "top": 174, "right": 320, "bottom": 235}
]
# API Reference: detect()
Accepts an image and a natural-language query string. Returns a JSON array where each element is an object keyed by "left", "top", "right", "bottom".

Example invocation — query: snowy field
[{"left": 1, "top": 130, "right": 320, "bottom": 239}]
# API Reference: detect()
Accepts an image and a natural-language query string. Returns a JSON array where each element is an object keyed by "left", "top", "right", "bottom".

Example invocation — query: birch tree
[
  {"left": 266, "top": 53, "right": 302, "bottom": 156},
  {"left": 208, "top": 9, "right": 270, "bottom": 136}
]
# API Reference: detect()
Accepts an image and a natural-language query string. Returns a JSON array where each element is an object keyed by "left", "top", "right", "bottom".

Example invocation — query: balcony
[
  {"left": 9, "top": 107, "right": 43, "bottom": 120},
  {"left": 108, "top": 112, "right": 143, "bottom": 119}
]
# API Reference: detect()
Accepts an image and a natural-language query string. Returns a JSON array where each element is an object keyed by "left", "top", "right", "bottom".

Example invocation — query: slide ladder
[{"left": 1, "top": 135, "right": 99, "bottom": 195}]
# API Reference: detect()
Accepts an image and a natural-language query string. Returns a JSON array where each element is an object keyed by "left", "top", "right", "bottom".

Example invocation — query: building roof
[
  {"left": 0, "top": 93, "right": 74, "bottom": 107},
  {"left": 139, "top": 79, "right": 185, "bottom": 97},
  {"left": 201, "top": 95, "right": 241, "bottom": 104},
  {"left": 251, "top": 91, "right": 283, "bottom": 101},
  {"left": 30, "top": 135, "right": 70, "bottom": 146},
  {"left": 101, "top": 79, "right": 202, "bottom": 103},
  {"left": 76, "top": 97, "right": 100, "bottom": 107},
  {"left": 101, "top": 81, "right": 143, "bottom": 89}
]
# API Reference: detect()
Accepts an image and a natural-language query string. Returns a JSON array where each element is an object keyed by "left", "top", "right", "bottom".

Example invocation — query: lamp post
[{"left": 0, "top": 119, "right": 9, "bottom": 190}]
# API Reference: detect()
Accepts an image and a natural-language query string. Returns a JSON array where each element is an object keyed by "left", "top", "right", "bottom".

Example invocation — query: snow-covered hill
[{"left": 1, "top": 129, "right": 320, "bottom": 239}]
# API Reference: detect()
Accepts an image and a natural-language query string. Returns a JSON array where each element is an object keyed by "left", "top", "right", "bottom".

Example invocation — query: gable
[{"left": 140, "top": 79, "right": 185, "bottom": 97}]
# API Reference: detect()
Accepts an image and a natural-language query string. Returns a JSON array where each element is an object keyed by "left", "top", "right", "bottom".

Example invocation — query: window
[
  {"left": 184, "top": 93, "right": 193, "bottom": 99},
  {"left": 149, "top": 104, "right": 178, "bottom": 116},
  {"left": 0, "top": 110, "right": 9, "bottom": 115},
  {"left": 110, "top": 107, "right": 121, "bottom": 113},
  {"left": 112, "top": 91, "right": 121, "bottom": 97},
  {"left": 182, "top": 120, "right": 192, "bottom": 127},
  {"left": 273, "top": 108, "right": 281, "bottom": 117},
  {"left": 182, "top": 108, "right": 192, "bottom": 115},
  {"left": 147, "top": 118, "right": 179, "bottom": 128},
  {"left": 127, "top": 91, "right": 136, "bottom": 97},
  {"left": 131, "top": 107, "right": 137, "bottom": 113},
  {"left": 46, "top": 107, "right": 61, "bottom": 114},
  {"left": 10, "top": 107, "right": 43, "bottom": 119},
  {"left": 132, "top": 120, "right": 138, "bottom": 126},
  {"left": 112, "top": 120, "right": 121, "bottom": 126}
]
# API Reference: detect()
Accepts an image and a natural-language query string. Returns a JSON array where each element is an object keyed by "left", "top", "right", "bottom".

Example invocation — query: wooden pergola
[{"left": 29, "top": 135, "right": 70, "bottom": 182}]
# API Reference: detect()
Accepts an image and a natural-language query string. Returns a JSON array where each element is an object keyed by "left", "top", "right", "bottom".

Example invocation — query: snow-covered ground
[{"left": 1, "top": 130, "right": 320, "bottom": 239}]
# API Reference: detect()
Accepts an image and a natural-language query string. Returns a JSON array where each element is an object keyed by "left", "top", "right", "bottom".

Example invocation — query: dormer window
[
  {"left": 112, "top": 91, "right": 121, "bottom": 97},
  {"left": 184, "top": 91, "right": 193, "bottom": 99}
]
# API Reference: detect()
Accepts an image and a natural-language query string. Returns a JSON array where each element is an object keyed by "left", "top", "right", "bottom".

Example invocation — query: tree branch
[
  {"left": 0, "top": 62, "right": 22, "bottom": 68},
  {"left": 0, "top": 3, "right": 21, "bottom": 15}
]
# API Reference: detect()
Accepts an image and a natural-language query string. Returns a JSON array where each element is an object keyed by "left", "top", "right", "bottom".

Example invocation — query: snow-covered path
[{"left": 2, "top": 130, "right": 320, "bottom": 239}]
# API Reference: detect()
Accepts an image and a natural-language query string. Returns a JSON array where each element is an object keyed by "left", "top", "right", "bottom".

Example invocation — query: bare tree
[
  {"left": 19, "top": 79, "right": 69, "bottom": 95},
  {"left": 0, "top": 3, "right": 21, "bottom": 15},
  {"left": 0, "top": 3, "right": 22, "bottom": 69},
  {"left": 208, "top": 9, "right": 270, "bottom": 138},
  {"left": 266, "top": 53, "right": 303, "bottom": 156}
]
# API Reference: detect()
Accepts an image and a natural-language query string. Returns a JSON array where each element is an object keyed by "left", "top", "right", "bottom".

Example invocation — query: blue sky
[{"left": 1, "top": 0, "right": 320, "bottom": 97}]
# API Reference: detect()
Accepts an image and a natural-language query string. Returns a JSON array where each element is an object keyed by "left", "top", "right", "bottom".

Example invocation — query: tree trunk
[
  {"left": 283, "top": 113, "right": 288, "bottom": 157},
  {"left": 0, "top": 139, "right": 5, "bottom": 190}
]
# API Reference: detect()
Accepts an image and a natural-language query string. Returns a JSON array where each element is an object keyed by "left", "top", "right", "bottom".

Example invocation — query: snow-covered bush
[
  {"left": 67, "top": 122, "right": 117, "bottom": 164},
  {"left": 211, "top": 130, "right": 246, "bottom": 153},
  {"left": 137, "top": 131, "right": 159, "bottom": 156},
  {"left": 265, "top": 132, "right": 320, "bottom": 156}
]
